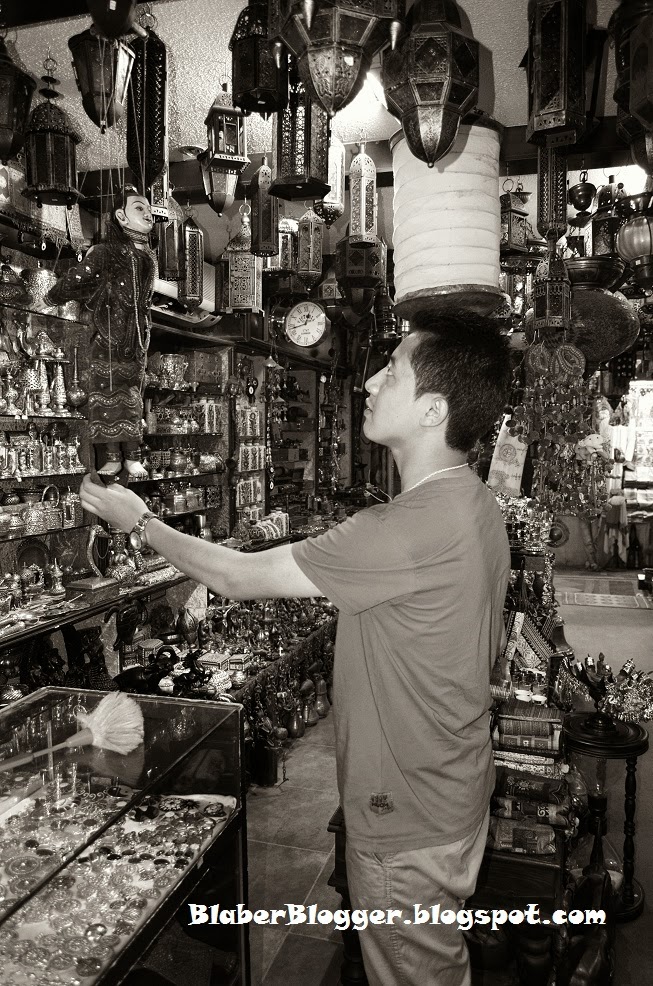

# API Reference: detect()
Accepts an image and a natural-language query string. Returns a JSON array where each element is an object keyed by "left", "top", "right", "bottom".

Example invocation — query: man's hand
[{"left": 80, "top": 475, "right": 149, "bottom": 534}]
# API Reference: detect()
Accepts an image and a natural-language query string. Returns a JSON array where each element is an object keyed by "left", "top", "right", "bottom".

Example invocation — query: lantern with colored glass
[
  {"left": 230, "top": 0, "right": 289, "bottom": 118},
  {"left": 23, "top": 57, "right": 81, "bottom": 209},
  {"left": 335, "top": 234, "right": 387, "bottom": 315},
  {"left": 382, "top": 0, "right": 479, "bottom": 167},
  {"left": 586, "top": 176, "right": 627, "bottom": 257},
  {"left": 314, "top": 135, "right": 345, "bottom": 227},
  {"left": 179, "top": 210, "right": 205, "bottom": 312},
  {"left": 269, "top": 60, "right": 330, "bottom": 200},
  {"left": 630, "top": 12, "right": 653, "bottom": 130},
  {"left": 0, "top": 29, "right": 35, "bottom": 163},
  {"left": 296, "top": 206, "right": 325, "bottom": 288},
  {"left": 525, "top": 0, "right": 586, "bottom": 146},
  {"left": 537, "top": 144, "right": 568, "bottom": 243},
  {"left": 225, "top": 204, "right": 264, "bottom": 312},
  {"left": 270, "top": 0, "right": 405, "bottom": 116},
  {"left": 617, "top": 208, "right": 653, "bottom": 290},
  {"left": 199, "top": 84, "right": 249, "bottom": 216},
  {"left": 158, "top": 194, "right": 184, "bottom": 281},
  {"left": 68, "top": 28, "right": 134, "bottom": 134},
  {"left": 349, "top": 141, "right": 377, "bottom": 247},
  {"left": 500, "top": 183, "right": 529, "bottom": 254},
  {"left": 533, "top": 252, "right": 571, "bottom": 333},
  {"left": 250, "top": 156, "right": 279, "bottom": 256},
  {"left": 316, "top": 263, "right": 342, "bottom": 318},
  {"left": 263, "top": 216, "right": 298, "bottom": 275},
  {"left": 127, "top": 18, "right": 168, "bottom": 195}
]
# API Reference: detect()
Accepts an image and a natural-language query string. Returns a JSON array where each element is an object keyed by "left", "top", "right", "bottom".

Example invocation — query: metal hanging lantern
[
  {"left": 525, "top": 0, "right": 586, "bottom": 146},
  {"left": 316, "top": 263, "right": 342, "bottom": 317},
  {"left": 68, "top": 29, "right": 134, "bottom": 134},
  {"left": 179, "top": 209, "right": 205, "bottom": 311},
  {"left": 269, "top": 0, "right": 405, "bottom": 117},
  {"left": 616, "top": 200, "right": 653, "bottom": 289},
  {"left": 23, "top": 57, "right": 81, "bottom": 209},
  {"left": 314, "top": 135, "right": 345, "bottom": 226},
  {"left": 87, "top": 0, "right": 137, "bottom": 39},
  {"left": 500, "top": 182, "right": 529, "bottom": 254},
  {"left": 250, "top": 156, "right": 279, "bottom": 256},
  {"left": 230, "top": 0, "right": 289, "bottom": 118},
  {"left": 349, "top": 140, "right": 377, "bottom": 247},
  {"left": 269, "top": 60, "right": 330, "bottom": 200},
  {"left": 533, "top": 251, "right": 571, "bottom": 333},
  {"left": 198, "top": 82, "right": 249, "bottom": 215},
  {"left": 296, "top": 205, "right": 325, "bottom": 288},
  {"left": 225, "top": 203, "right": 263, "bottom": 312},
  {"left": 381, "top": 0, "right": 479, "bottom": 167},
  {"left": 537, "top": 144, "right": 568, "bottom": 243},
  {"left": 335, "top": 234, "right": 387, "bottom": 314},
  {"left": 0, "top": 30, "right": 35, "bottom": 163},
  {"left": 371, "top": 284, "right": 400, "bottom": 343},
  {"left": 629, "top": 13, "right": 653, "bottom": 128},
  {"left": 587, "top": 175, "right": 627, "bottom": 257},
  {"left": 158, "top": 194, "right": 185, "bottom": 281},
  {"left": 609, "top": 0, "right": 653, "bottom": 114},
  {"left": 263, "top": 215, "right": 298, "bottom": 274},
  {"left": 126, "top": 19, "right": 168, "bottom": 195}
]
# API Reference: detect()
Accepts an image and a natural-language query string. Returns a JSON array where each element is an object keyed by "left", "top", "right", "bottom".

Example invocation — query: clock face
[{"left": 284, "top": 301, "right": 327, "bottom": 347}]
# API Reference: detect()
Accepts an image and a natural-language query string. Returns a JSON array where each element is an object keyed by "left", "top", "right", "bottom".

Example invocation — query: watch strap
[{"left": 131, "top": 510, "right": 158, "bottom": 544}]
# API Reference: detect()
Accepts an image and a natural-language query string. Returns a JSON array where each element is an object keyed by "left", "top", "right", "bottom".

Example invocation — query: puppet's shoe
[{"left": 124, "top": 458, "right": 149, "bottom": 479}]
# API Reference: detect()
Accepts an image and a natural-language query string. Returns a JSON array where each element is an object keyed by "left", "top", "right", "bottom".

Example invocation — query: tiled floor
[{"left": 247, "top": 712, "right": 343, "bottom": 985}]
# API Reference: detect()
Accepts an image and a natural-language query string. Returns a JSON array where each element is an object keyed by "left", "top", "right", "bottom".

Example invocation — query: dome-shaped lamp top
[{"left": 227, "top": 203, "right": 253, "bottom": 252}]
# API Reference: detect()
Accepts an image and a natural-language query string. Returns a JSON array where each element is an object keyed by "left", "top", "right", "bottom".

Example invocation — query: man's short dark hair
[{"left": 408, "top": 308, "right": 511, "bottom": 453}]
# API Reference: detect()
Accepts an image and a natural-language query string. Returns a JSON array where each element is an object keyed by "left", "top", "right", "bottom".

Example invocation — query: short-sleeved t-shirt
[{"left": 291, "top": 470, "right": 510, "bottom": 852}]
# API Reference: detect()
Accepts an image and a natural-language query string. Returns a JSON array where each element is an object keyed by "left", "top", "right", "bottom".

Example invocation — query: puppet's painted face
[{"left": 115, "top": 194, "right": 153, "bottom": 236}]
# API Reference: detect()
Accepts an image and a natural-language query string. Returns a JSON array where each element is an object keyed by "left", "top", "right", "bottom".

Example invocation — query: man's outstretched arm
[{"left": 79, "top": 475, "right": 323, "bottom": 601}]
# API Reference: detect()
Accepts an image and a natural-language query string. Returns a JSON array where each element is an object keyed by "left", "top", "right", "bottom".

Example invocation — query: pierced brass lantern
[
  {"left": 23, "top": 57, "right": 81, "bottom": 209},
  {"left": 335, "top": 234, "right": 387, "bottom": 315},
  {"left": 230, "top": 0, "right": 289, "bottom": 118},
  {"left": 382, "top": 0, "right": 479, "bottom": 167},
  {"left": 68, "top": 29, "right": 134, "bottom": 133},
  {"left": 501, "top": 185, "right": 529, "bottom": 254},
  {"left": 199, "top": 83, "right": 249, "bottom": 216},
  {"left": 225, "top": 204, "right": 264, "bottom": 312},
  {"left": 179, "top": 213, "right": 204, "bottom": 312},
  {"left": 270, "top": 0, "right": 404, "bottom": 117},
  {"left": 126, "top": 22, "right": 168, "bottom": 195},
  {"left": 315, "top": 135, "right": 345, "bottom": 227},
  {"left": 296, "top": 205, "right": 325, "bottom": 288},
  {"left": 533, "top": 251, "right": 571, "bottom": 333},
  {"left": 250, "top": 156, "right": 279, "bottom": 257},
  {"left": 0, "top": 31, "right": 35, "bottom": 163},
  {"left": 349, "top": 141, "right": 377, "bottom": 247},
  {"left": 263, "top": 216, "right": 298, "bottom": 275},
  {"left": 525, "top": 0, "right": 586, "bottom": 146},
  {"left": 537, "top": 144, "right": 568, "bottom": 243},
  {"left": 270, "top": 60, "right": 331, "bottom": 200}
]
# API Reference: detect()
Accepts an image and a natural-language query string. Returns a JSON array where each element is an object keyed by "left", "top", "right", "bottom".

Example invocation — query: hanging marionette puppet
[{"left": 46, "top": 186, "right": 155, "bottom": 480}]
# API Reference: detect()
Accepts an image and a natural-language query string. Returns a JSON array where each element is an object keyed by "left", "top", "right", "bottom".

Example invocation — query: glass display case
[{"left": 0, "top": 687, "right": 248, "bottom": 985}]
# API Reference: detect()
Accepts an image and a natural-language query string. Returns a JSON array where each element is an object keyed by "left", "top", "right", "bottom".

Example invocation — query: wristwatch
[{"left": 129, "top": 510, "right": 158, "bottom": 551}]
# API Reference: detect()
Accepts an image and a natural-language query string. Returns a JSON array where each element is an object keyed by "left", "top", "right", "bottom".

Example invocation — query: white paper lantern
[{"left": 391, "top": 118, "right": 503, "bottom": 317}]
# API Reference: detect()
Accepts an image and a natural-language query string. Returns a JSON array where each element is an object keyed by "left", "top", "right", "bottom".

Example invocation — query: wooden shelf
[{"left": 128, "top": 471, "right": 223, "bottom": 485}]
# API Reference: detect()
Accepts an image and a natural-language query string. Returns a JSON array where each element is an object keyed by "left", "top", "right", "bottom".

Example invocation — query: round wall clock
[{"left": 283, "top": 301, "right": 327, "bottom": 347}]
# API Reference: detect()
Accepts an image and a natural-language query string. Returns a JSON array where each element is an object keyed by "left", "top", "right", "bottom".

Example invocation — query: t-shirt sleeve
[{"left": 291, "top": 509, "right": 417, "bottom": 615}]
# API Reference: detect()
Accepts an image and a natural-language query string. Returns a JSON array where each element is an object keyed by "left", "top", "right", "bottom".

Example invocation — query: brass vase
[{"left": 67, "top": 347, "right": 87, "bottom": 410}]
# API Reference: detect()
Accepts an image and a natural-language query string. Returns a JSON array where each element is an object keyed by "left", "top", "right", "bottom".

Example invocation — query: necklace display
[{"left": 400, "top": 463, "right": 469, "bottom": 496}]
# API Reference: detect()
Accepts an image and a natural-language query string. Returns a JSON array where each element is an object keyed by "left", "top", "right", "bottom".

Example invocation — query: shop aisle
[{"left": 144, "top": 595, "right": 653, "bottom": 985}]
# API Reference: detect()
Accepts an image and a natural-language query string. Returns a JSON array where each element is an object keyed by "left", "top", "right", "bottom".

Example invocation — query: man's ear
[
  {"left": 115, "top": 208, "right": 127, "bottom": 225},
  {"left": 421, "top": 395, "right": 449, "bottom": 428}
]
